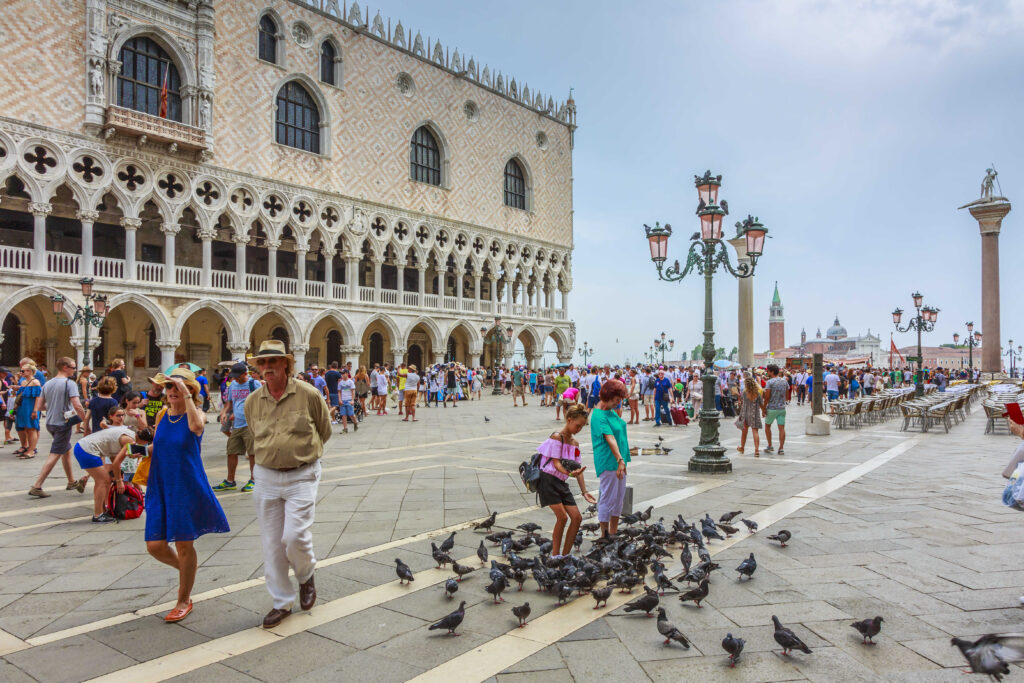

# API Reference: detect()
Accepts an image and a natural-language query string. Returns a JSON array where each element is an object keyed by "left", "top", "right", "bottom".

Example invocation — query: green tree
[
  {"left": 729, "top": 346, "right": 738, "bottom": 361},
  {"left": 691, "top": 344, "right": 703, "bottom": 362},
  {"left": 715, "top": 347, "right": 727, "bottom": 360}
]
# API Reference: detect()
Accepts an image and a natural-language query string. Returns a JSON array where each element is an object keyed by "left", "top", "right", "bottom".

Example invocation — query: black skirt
[{"left": 537, "top": 472, "right": 577, "bottom": 508}]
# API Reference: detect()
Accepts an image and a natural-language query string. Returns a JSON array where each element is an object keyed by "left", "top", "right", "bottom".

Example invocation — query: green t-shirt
[
  {"left": 590, "top": 408, "right": 630, "bottom": 477},
  {"left": 513, "top": 370, "right": 524, "bottom": 386},
  {"left": 554, "top": 374, "right": 571, "bottom": 394}
]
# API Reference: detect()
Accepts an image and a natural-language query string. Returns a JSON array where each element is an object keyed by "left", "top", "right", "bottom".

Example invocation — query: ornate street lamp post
[
  {"left": 892, "top": 291, "right": 939, "bottom": 397},
  {"left": 51, "top": 278, "right": 108, "bottom": 368},
  {"left": 644, "top": 171, "right": 768, "bottom": 474},
  {"left": 653, "top": 332, "right": 674, "bottom": 364},
  {"left": 1005, "top": 340, "right": 1022, "bottom": 378},
  {"left": 481, "top": 316, "right": 514, "bottom": 395},
  {"left": 578, "top": 341, "right": 595, "bottom": 367},
  {"left": 952, "top": 322, "right": 982, "bottom": 383}
]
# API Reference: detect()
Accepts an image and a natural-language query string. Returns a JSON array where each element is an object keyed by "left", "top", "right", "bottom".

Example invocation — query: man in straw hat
[{"left": 243, "top": 340, "right": 332, "bottom": 629}]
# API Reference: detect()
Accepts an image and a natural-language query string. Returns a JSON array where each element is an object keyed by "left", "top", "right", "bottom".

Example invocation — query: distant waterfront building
[{"left": 0, "top": 0, "right": 577, "bottom": 378}]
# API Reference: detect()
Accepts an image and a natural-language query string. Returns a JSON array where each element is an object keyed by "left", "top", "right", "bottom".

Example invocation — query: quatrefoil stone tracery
[
  {"left": 395, "top": 223, "right": 409, "bottom": 240},
  {"left": 196, "top": 181, "right": 219, "bottom": 205},
  {"left": 455, "top": 234, "right": 467, "bottom": 251},
  {"left": 415, "top": 226, "right": 429, "bottom": 244},
  {"left": 321, "top": 207, "right": 339, "bottom": 227},
  {"left": 159, "top": 173, "right": 184, "bottom": 199},
  {"left": 24, "top": 146, "right": 57, "bottom": 174},
  {"left": 293, "top": 201, "right": 311, "bottom": 222},
  {"left": 231, "top": 189, "right": 254, "bottom": 210},
  {"left": 371, "top": 219, "right": 387, "bottom": 237},
  {"left": 263, "top": 195, "right": 284, "bottom": 217},
  {"left": 436, "top": 232, "right": 449, "bottom": 248},
  {"left": 72, "top": 156, "right": 103, "bottom": 183},
  {"left": 117, "top": 165, "right": 144, "bottom": 191},
  {"left": 473, "top": 238, "right": 484, "bottom": 254}
]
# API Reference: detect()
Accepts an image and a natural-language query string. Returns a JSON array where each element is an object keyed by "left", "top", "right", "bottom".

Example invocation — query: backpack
[
  {"left": 106, "top": 480, "right": 145, "bottom": 520},
  {"left": 519, "top": 452, "right": 544, "bottom": 493}
]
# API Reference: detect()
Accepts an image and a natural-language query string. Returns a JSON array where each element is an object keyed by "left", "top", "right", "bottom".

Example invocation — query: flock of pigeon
[{"left": 408, "top": 509, "right": 1019, "bottom": 678}]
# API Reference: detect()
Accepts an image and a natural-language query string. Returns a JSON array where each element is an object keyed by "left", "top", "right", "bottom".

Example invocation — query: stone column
[
  {"left": 436, "top": 267, "right": 445, "bottom": 297},
  {"left": 296, "top": 248, "right": 307, "bottom": 296},
  {"left": 728, "top": 237, "right": 754, "bottom": 367},
  {"left": 455, "top": 267, "right": 464, "bottom": 303},
  {"left": 123, "top": 341, "right": 136, "bottom": 371},
  {"left": 267, "top": 239, "right": 279, "bottom": 294},
  {"left": 473, "top": 274, "right": 482, "bottom": 312},
  {"left": 490, "top": 274, "right": 498, "bottom": 306},
  {"left": 323, "top": 248, "right": 335, "bottom": 299},
  {"left": 226, "top": 341, "right": 250, "bottom": 361},
  {"left": 391, "top": 346, "right": 407, "bottom": 367},
  {"left": 967, "top": 200, "right": 1012, "bottom": 374},
  {"left": 122, "top": 217, "right": 141, "bottom": 281},
  {"left": 527, "top": 352, "right": 544, "bottom": 370},
  {"left": 70, "top": 335, "right": 85, "bottom": 368},
  {"left": 156, "top": 340, "right": 178, "bottom": 372},
  {"left": 345, "top": 254, "right": 359, "bottom": 302},
  {"left": 44, "top": 339, "right": 57, "bottom": 372},
  {"left": 417, "top": 264, "right": 426, "bottom": 301},
  {"left": 340, "top": 344, "right": 363, "bottom": 369},
  {"left": 292, "top": 343, "right": 309, "bottom": 375},
  {"left": 233, "top": 234, "right": 248, "bottom": 292},
  {"left": 77, "top": 210, "right": 98, "bottom": 277},
  {"left": 199, "top": 229, "right": 214, "bottom": 288},
  {"left": 433, "top": 351, "right": 446, "bottom": 366},
  {"left": 561, "top": 286, "right": 570, "bottom": 314},
  {"left": 469, "top": 344, "right": 483, "bottom": 369},
  {"left": 395, "top": 260, "right": 406, "bottom": 302},
  {"left": 29, "top": 202, "right": 50, "bottom": 273},
  {"left": 162, "top": 222, "right": 179, "bottom": 285},
  {"left": 372, "top": 258, "right": 382, "bottom": 303}
]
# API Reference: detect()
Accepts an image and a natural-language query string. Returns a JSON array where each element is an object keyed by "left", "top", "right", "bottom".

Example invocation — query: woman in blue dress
[
  {"left": 144, "top": 367, "right": 229, "bottom": 623},
  {"left": 13, "top": 363, "right": 41, "bottom": 458}
]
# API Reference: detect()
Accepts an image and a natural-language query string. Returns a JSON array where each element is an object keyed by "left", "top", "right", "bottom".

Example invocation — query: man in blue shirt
[
  {"left": 214, "top": 362, "right": 261, "bottom": 492},
  {"left": 653, "top": 369, "right": 673, "bottom": 427},
  {"left": 196, "top": 368, "right": 210, "bottom": 412}
]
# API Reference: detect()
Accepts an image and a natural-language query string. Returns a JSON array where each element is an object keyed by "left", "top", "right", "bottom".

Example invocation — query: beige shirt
[{"left": 244, "top": 378, "right": 332, "bottom": 469}]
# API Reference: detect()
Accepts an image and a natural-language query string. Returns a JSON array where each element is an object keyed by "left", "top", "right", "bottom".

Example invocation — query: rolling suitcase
[{"left": 670, "top": 406, "right": 689, "bottom": 425}]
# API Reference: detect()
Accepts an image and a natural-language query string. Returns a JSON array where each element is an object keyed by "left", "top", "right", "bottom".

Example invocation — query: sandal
[
  {"left": 17, "top": 450, "right": 36, "bottom": 459},
  {"left": 12, "top": 447, "right": 25, "bottom": 456},
  {"left": 736, "top": 447, "right": 744, "bottom": 454}
]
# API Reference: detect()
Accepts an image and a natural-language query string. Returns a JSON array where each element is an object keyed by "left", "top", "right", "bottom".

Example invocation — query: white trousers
[{"left": 254, "top": 460, "right": 321, "bottom": 610}]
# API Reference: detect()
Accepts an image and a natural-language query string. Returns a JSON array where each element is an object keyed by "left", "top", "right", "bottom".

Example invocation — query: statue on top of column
[{"left": 959, "top": 166, "right": 1009, "bottom": 209}]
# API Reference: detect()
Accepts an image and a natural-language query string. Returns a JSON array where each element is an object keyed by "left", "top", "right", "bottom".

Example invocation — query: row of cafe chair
[
  {"left": 982, "top": 380, "right": 1024, "bottom": 435},
  {"left": 827, "top": 383, "right": 987, "bottom": 432}
]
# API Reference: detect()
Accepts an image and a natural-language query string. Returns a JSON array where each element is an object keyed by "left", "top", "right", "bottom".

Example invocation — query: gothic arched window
[
  {"left": 320, "top": 41, "right": 337, "bottom": 85},
  {"left": 504, "top": 159, "right": 526, "bottom": 210},
  {"left": 275, "top": 81, "right": 320, "bottom": 154},
  {"left": 259, "top": 15, "right": 278, "bottom": 63},
  {"left": 410, "top": 126, "right": 441, "bottom": 186},
  {"left": 117, "top": 37, "right": 182, "bottom": 121}
]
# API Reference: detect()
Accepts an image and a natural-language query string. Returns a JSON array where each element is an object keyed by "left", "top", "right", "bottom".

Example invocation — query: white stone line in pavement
[
  {"left": 78, "top": 466, "right": 729, "bottom": 682},
  {"left": 405, "top": 435, "right": 923, "bottom": 683},
  {"left": 0, "top": 514, "right": 93, "bottom": 537}
]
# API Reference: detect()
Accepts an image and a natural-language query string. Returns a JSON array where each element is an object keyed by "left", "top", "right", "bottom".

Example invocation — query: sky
[{"left": 385, "top": 0, "right": 1024, "bottom": 366}]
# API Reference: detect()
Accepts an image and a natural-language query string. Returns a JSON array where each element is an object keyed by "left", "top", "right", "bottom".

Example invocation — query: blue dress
[
  {"left": 15, "top": 383, "right": 40, "bottom": 430},
  {"left": 145, "top": 412, "right": 229, "bottom": 542}
]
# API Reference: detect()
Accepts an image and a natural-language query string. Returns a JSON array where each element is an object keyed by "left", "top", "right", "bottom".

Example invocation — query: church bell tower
[{"left": 769, "top": 281, "right": 785, "bottom": 352}]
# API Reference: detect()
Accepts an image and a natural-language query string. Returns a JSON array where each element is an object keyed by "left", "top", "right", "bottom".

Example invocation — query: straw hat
[
  {"left": 148, "top": 366, "right": 202, "bottom": 405},
  {"left": 251, "top": 339, "right": 295, "bottom": 373}
]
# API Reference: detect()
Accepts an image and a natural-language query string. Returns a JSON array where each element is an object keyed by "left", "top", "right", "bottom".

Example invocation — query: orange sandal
[{"left": 164, "top": 600, "right": 193, "bottom": 623}]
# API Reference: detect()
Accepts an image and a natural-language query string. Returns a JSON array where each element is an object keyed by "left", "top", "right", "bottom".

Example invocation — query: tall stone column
[
  {"left": 433, "top": 351, "right": 446, "bottom": 366},
  {"left": 233, "top": 234, "right": 248, "bottom": 292},
  {"left": 967, "top": 199, "right": 1012, "bottom": 374},
  {"left": 323, "top": 248, "right": 335, "bottom": 298},
  {"left": 473, "top": 274, "right": 482, "bottom": 312},
  {"left": 199, "top": 229, "right": 214, "bottom": 288},
  {"left": 267, "top": 240, "right": 279, "bottom": 294},
  {"left": 122, "top": 217, "right": 141, "bottom": 281},
  {"left": 345, "top": 254, "right": 359, "bottom": 302},
  {"left": 296, "top": 248, "right": 308, "bottom": 296},
  {"left": 156, "top": 340, "right": 179, "bottom": 372},
  {"left": 391, "top": 346, "right": 407, "bottom": 367},
  {"left": 373, "top": 259, "right": 382, "bottom": 302},
  {"left": 162, "top": 223, "right": 179, "bottom": 285},
  {"left": 417, "top": 264, "right": 426, "bottom": 302},
  {"left": 77, "top": 210, "right": 98, "bottom": 278},
  {"left": 292, "top": 344, "right": 309, "bottom": 375},
  {"left": 123, "top": 341, "right": 136, "bottom": 372},
  {"left": 395, "top": 260, "right": 406, "bottom": 300},
  {"left": 727, "top": 237, "right": 754, "bottom": 367},
  {"left": 29, "top": 202, "right": 50, "bottom": 273},
  {"left": 340, "top": 344, "right": 363, "bottom": 369},
  {"left": 44, "top": 339, "right": 57, "bottom": 373}
]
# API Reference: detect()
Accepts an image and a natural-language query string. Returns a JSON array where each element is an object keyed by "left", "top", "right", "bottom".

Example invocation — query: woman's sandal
[
  {"left": 12, "top": 446, "right": 26, "bottom": 456},
  {"left": 754, "top": 451, "right": 760, "bottom": 457},
  {"left": 736, "top": 447, "right": 744, "bottom": 454},
  {"left": 18, "top": 450, "right": 36, "bottom": 459}
]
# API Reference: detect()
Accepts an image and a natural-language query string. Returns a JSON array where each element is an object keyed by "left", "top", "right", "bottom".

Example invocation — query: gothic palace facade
[{"left": 0, "top": 0, "right": 577, "bottom": 377}]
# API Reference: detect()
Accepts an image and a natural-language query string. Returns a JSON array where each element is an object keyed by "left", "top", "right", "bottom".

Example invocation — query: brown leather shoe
[
  {"left": 299, "top": 575, "right": 316, "bottom": 611},
  {"left": 262, "top": 607, "right": 291, "bottom": 629}
]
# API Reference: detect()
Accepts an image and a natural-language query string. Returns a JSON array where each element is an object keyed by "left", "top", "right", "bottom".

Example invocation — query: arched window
[
  {"left": 504, "top": 159, "right": 526, "bottom": 210},
  {"left": 259, "top": 15, "right": 278, "bottom": 63},
  {"left": 275, "top": 81, "right": 320, "bottom": 154},
  {"left": 117, "top": 37, "right": 182, "bottom": 121},
  {"left": 410, "top": 126, "right": 441, "bottom": 186},
  {"left": 320, "top": 41, "right": 336, "bottom": 85},
  {"left": 146, "top": 323, "right": 160, "bottom": 367}
]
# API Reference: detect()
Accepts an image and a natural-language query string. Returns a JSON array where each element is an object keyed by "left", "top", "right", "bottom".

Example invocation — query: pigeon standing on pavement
[
  {"left": 439, "top": 531, "right": 457, "bottom": 554},
  {"left": 472, "top": 511, "right": 497, "bottom": 531},
  {"left": 484, "top": 416, "right": 490, "bottom": 422},
  {"left": 678, "top": 579, "right": 709, "bottom": 608},
  {"left": 591, "top": 586, "right": 613, "bottom": 608},
  {"left": 656, "top": 608, "right": 690, "bottom": 648},
  {"left": 451, "top": 560, "right": 475, "bottom": 581},
  {"left": 767, "top": 530, "right": 791, "bottom": 547},
  {"left": 485, "top": 574, "right": 508, "bottom": 603},
  {"left": 680, "top": 543, "right": 692, "bottom": 575},
  {"left": 722, "top": 633, "right": 745, "bottom": 667},
  {"left": 395, "top": 558, "right": 415, "bottom": 585},
  {"left": 741, "top": 518, "right": 758, "bottom": 533},
  {"left": 428, "top": 601, "right": 466, "bottom": 636},
  {"left": 772, "top": 615, "right": 812, "bottom": 655},
  {"left": 444, "top": 578, "right": 459, "bottom": 598},
  {"left": 623, "top": 586, "right": 660, "bottom": 617},
  {"left": 736, "top": 553, "right": 757, "bottom": 580},
  {"left": 851, "top": 616, "right": 884, "bottom": 644},
  {"left": 517, "top": 522, "right": 542, "bottom": 534},
  {"left": 431, "top": 543, "right": 452, "bottom": 569},
  {"left": 477, "top": 540, "right": 489, "bottom": 566},
  {"left": 720, "top": 510, "right": 743, "bottom": 523},
  {"left": 512, "top": 602, "right": 531, "bottom": 627}
]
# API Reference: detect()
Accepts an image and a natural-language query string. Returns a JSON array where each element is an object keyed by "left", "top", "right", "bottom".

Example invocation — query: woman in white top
[
  {"left": 72, "top": 410, "right": 153, "bottom": 523},
  {"left": 687, "top": 374, "right": 703, "bottom": 416},
  {"left": 375, "top": 370, "right": 389, "bottom": 415}
]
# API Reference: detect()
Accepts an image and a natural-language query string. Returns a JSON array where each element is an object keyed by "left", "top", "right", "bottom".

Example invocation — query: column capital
[
  {"left": 295, "top": 247, "right": 308, "bottom": 255},
  {"left": 391, "top": 347, "right": 408, "bottom": 356},
  {"left": 29, "top": 202, "right": 52, "bottom": 217},
  {"left": 155, "top": 339, "right": 179, "bottom": 351},
  {"left": 415, "top": 263, "right": 428, "bottom": 271},
  {"left": 198, "top": 228, "right": 217, "bottom": 241},
  {"left": 469, "top": 344, "right": 484, "bottom": 355},
  {"left": 339, "top": 344, "right": 364, "bottom": 354},
  {"left": 232, "top": 233, "right": 250, "bottom": 246},
  {"left": 968, "top": 200, "right": 1012, "bottom": 235},
  {"left": 161, "top": 222, "right": 181, "bottom": 235},
  {"left": 291, "top": 343, "right": 310, "bottom": 354},
  {"left": 76, "top": 210, "right": 100, "bottom": 223},
  {"left": 226, "top": 342, "right": 250, "bottom": 354},
  {"left": 322, "top": 247, "right": 337, "bottom": 258},
  {"left": 121, "top": 217, "right": 142, "bottom": 231},
  {"left": 395, "top": 259, "right": 407, "bottom": 269},
  {"left": 265, "top": 238, "right": 281, "bottom": 250}
]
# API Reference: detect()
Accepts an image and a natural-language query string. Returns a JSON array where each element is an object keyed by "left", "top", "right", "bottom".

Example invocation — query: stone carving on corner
[
  {"left": 346, "top": 207, "right": 368, "bottom": 236},
  {"left": 431, "top": 40, "right": 444, "bottom": 64},
  {"left": 88, "top": 57, "right": 105, "bottom": 98},
  {"left": 347, "top": 1, "right": 363, "bottom": 26},
  {"left": 371, "top": 11, "right": 386, "bottom": 38},
  {"left": 393, "top": 21, "right": 406, "bottom": 48},
  {"left": 412, "top": 32, "right": 425, "bottom": 57}
]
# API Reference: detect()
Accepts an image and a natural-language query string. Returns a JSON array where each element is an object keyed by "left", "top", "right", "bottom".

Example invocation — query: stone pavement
[{"left": 0, "top": 391, "right": 1022, "bottom": 682}]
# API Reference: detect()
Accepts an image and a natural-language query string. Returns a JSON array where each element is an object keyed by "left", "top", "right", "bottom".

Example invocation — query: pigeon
[
  {"left": 772, "top": 615, "right": 812, "bottom": 655},
  {"left": 580, "top": 522, "right": 600, "bottom": 535},
  {"left": 716, "top": 523, "right": 739, "bottom": 537},
  {"left": 741, "top": 518, "right": 758, "bottom": 533},
  {"left": 484, "top": 416, "right": 490, "bottom": 422},
  {"left": 559, "top": 458, "right": 582, "bottom": 473},
  {"left": 951, "top": 634, "right": 1024, "bottom": 681},
  {"left": 511, "top": 602, "right": 531, "bottom": 627},
  {"left": 654, "top": 571, "right": 678, "bottom": 595},
  {"left": 720, "top": 199, "right": 729, "bottom": 215},
  {"left": 623, "top": 586, "right": 660, "bottom": 617},
  {"left": 678, "top": 579, "right": 709, "bottom": 608},
  {"left": 451, "top": 560, "right": 475, "bottom": 581},
  {"left": 638, "top": 505, "right": 654, "bottom": 523},
  {"left": 585, "top": 503, "right": 598, "bottom": 517},
  {"left": 395, "top": 558, "right": 415, "bottom": 585},
  {"left": 767, "top": 530, "right": 791, "bottom": 547},
  {"left": 656, "top": 608, "right": 690, "bottom": 648},
  {"left": 517, "top": 522, "right": 542, "bottom": 534},
  {"left": 555, "top": 581, "right": 574, "bottom": 605},
  {"left": 722, "top": 633, "right": 745, "bottom": 667},
  {"left": 472, "top": 511, "right": 497, "bottom": 531},
  {"left": 501, "top": 536, "right": 513, "bottom": 557},
  {"left": 620, "top": 512, "right": 641, "bottom": 526},
  {"left": 431, "top": 543, "right": 452, "bottom": 569},
  {"left": 591, "top": 586, "right": 613, "bottom": 609},
  {"left": 428, "top": 600, "right": 466, "bottom": 636},
  {"left": 439, "top": 531, "right": 457, "bottom": 553},
  {"left": 486, "top": 530, "right": 513, "bottom": 545},
  {"left": 736, "top": 553, "right": 757, "bottom": 580},
  {"left": 485, "top": 574, "right": 508, "bottom": 603},
  {"left": 573, "top": 531, "right": 583, "bottom": 552},
  {"left": 719, "top": 510, "right": 742, "bottom": 523},
  {"left": 444, "top": 578, "right": 459, "bottom": 598},
  {"left": 851, "top": 616, "right": 884, "bottom": 645},
  {"left": 696, "top": 545, "right": 711, "bottom": 564},
  {"left": 477, "top": 540, "right": 489, "bottom": 566},
  {"left": 513, "top": 568, "right": 527, "bottom": 591},
  {"left": 680, "top": 544, "right": 692, "bottom": 575}
]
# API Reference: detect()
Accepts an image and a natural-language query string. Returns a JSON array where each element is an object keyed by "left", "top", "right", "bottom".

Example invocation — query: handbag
[
  {"left": 62, "top": 379, "right": 83, "bottom": 427},
  {"left": 734, "top": 415, "right": 744, "bottom": 430}
]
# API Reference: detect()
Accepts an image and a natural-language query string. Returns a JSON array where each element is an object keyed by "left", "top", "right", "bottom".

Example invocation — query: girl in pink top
[{"left": 534, "top": 404, "right": 596, "bottom": 557}]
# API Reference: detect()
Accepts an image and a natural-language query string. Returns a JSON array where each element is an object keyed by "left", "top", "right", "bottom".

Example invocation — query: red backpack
[{"left": 106, "top": 481, "right": 145, "bottom": 520}]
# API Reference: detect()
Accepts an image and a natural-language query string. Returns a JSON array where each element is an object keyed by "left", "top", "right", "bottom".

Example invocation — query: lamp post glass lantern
[
  {"left": 643, "top": 171, "right": 767, "bottom": 474},
  {"left": 957, "top": 322, "right": 981, "bottom": 382},
  {"left": 892, "top": 292, "right": 938, "bottom": 397},
  {"left": 51, "top": 278, "right": 108, "bottom": 368},
  {"left": 578, "top": 341, "right": 595, "bottom": 367}
]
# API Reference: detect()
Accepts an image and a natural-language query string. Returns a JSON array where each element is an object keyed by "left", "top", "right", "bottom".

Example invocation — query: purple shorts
[{"left": 597, "top": 470, "right": 627, "bottom": 522}]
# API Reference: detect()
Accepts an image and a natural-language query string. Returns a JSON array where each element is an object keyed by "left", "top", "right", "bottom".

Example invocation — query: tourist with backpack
[
  {"left": 535, "top": 404, "right": 595, "bottom": 557},
  {"left": 144, "top": 367, "right": 230, "bottom": 623},
  {"left": 72, "top": 411, "right": 153, "bottom": 523},
  {"left": 213, "top": 362, "right": 261, "bottom": 493}
]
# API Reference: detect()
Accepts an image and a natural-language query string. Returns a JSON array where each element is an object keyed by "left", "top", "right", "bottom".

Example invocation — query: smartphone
[{"left": 129, "top": 444, "right": 148, "bottom": 457}]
